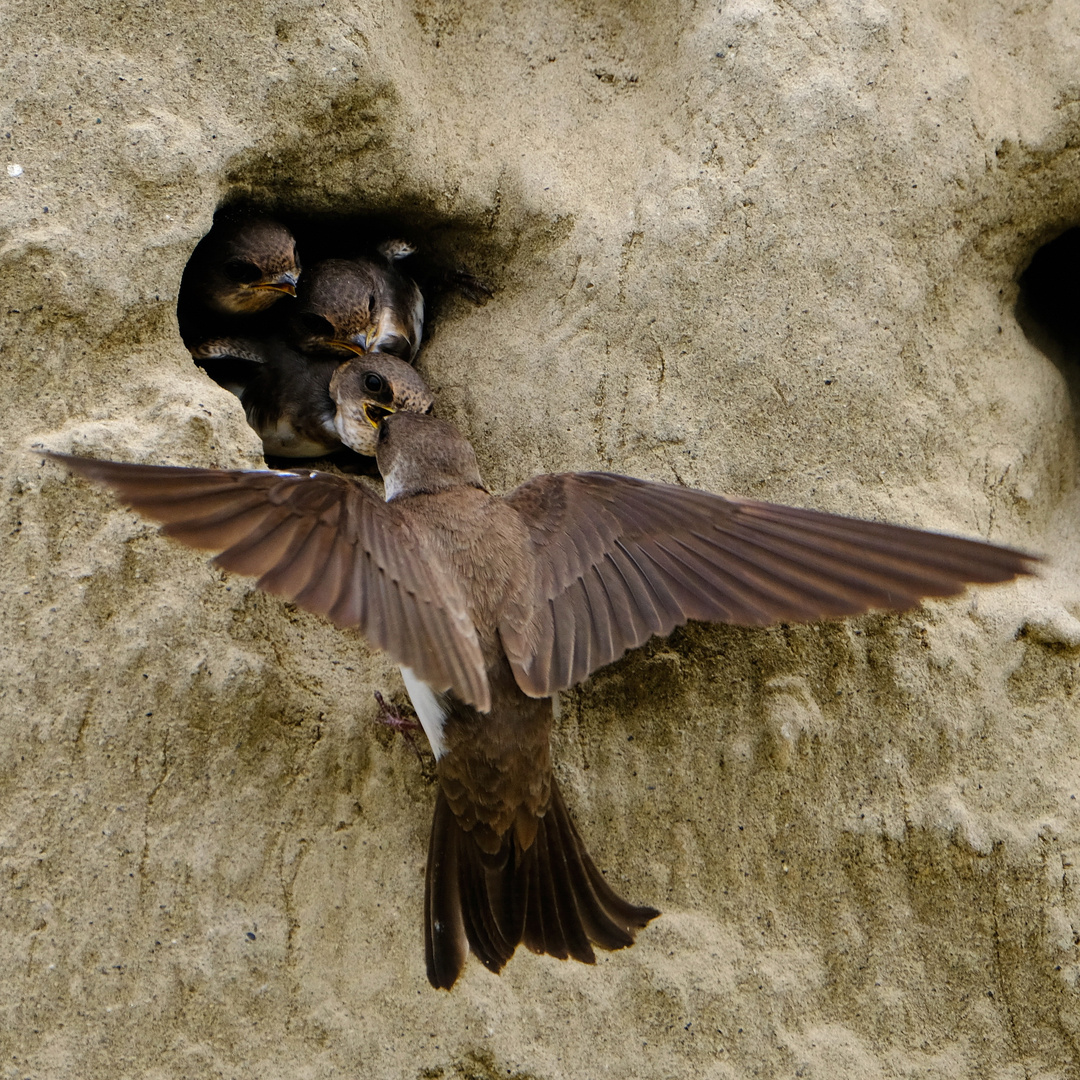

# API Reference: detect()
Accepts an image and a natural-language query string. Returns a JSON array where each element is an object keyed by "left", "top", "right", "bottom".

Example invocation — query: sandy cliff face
[{"left": 2, "top": 1, "right": 1079, "bottom": 1076}]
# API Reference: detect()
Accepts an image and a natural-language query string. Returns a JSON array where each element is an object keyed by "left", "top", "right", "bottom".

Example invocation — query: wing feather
[
  {"left": 50, "top": 453, "right": 490, "bottom": 709},
  {"left": 293, "top": 529, "right": 352, "bottom": 613},
  {"left": 502, "top": 472, "right": 1038, "bottom": 697},
  {"left": 257, "top": 514, "right": 336, "bottom": 597}
]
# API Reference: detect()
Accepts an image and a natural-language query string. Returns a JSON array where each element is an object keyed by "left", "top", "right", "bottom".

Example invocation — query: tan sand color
[{"left": 2, "top": 1, "right": 1079, "bottom": 1077}]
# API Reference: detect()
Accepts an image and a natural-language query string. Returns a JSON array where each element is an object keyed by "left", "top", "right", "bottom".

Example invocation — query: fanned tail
[{"left": 425, "top": 779, "right": 658, "bottom": 990}]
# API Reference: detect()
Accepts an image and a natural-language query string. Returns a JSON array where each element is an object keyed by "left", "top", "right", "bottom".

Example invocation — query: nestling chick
[
  {"left": 330, "top": 355, "right": 434, "bottom": 456},
  {"left": 291, "top": 241, "right": 424, "bottom": 362},
  {"left": 193, "top": 339, "right": 433, "bottom": 459},
  {"left": 178, "top": 215, "right": 300, "bottom": 348}
]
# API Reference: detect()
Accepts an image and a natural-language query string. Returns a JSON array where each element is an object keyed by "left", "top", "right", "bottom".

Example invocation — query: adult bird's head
[{"left": 372, "top": 412, "right": 487, "bottom": 501}]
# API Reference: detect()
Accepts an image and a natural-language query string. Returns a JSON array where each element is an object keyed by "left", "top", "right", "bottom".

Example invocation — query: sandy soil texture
[{"left": 2, "top": 1, "right": 1079, "bottom": 1077}]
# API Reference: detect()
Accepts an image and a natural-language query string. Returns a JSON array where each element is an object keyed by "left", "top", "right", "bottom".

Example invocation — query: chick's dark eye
[
  {"left": 223, "top": 259, "right": 261, "bottom": 284},
  {"left": 300, "top": 313, "right": 335, "bottom": 337},
  {"left": 363, "top": 372, "right": 385, "bottom": 394}
]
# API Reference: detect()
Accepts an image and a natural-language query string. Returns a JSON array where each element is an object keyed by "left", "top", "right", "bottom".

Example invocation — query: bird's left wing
[
  {"left": 49, "top": 454, "right": 491, "bottom": 710},
  {"left": 499, "top": 472, "right": 1039, "bottom": 698}
]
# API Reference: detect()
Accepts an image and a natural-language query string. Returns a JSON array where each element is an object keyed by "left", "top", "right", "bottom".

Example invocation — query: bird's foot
[{"left": 373, "top": 690, "right": 426, "bottom": 765}]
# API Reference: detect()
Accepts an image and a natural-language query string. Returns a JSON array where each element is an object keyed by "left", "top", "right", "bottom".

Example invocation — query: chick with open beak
[
  {"left": 330, "top": 354, "right": 434, "bottom": 457},
  {"left": 291, "top": 241, "right": 424, "bottom": 363}
]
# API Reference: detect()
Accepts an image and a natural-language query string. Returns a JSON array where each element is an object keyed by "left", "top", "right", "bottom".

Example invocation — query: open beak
[{"left": 363, "top": 402, "right": 396, "bottom": 428}]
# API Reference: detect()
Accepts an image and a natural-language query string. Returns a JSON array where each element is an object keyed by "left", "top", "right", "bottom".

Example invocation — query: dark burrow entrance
[
  {"left": 175, "top": 196, "right": 500, "bottom": 470},
  {"left": 1017, "top": 225, "right": 1080, "bottom": 412}
]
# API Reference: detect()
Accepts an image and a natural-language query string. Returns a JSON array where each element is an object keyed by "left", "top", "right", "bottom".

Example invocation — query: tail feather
[
  {"left": 520, "top": 846, "right": 546, "bottom": 958},
  {"left": 459, "top": 842, "right": 515, "bottom": 974},
  {"left": 551, "top": 783, "right": 661, "bottom": 943},
  {"left": 487, "top": 846, "right": 527, "bottom": 951},
  {"left": 425, "top": 792, "right": 468, "bottom": 990},
  {"left": 541, "top": 810, "right": 598, "bottom": 963},
  {"left": 532, "top": 819, "right": 572, "bottom": 960},
  {"left": 548, "top": 787, "right": 635, "bottom": 951},
  {"left": 424, "top": 779, "right": 659, "bottom": 989}
]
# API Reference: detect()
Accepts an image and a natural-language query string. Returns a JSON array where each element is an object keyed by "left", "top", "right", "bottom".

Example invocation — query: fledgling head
[
  {"left": 291, "top": 248, "right": 423, "bottom": 362},
  {"left": 195, "top": 216, "right": 301, "bottom": 316},
  {"left": 373, "top": 412, "right": 486, "bottom": 501},
  {"left": 329, "top": 355, "right": 435, "bottom": 457}
]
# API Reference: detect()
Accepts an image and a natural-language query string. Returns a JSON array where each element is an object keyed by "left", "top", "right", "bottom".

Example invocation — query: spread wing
[
  {"left": 50, "top": 454, "right": 491, "bottom": 710},
  {"left": 500, "top": 472, "right": 1039, "bottom": 698}
]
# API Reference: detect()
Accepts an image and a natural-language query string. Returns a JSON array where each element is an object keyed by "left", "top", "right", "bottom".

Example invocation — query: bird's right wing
[
  {"left": 50, "top": 454, "right": 491, "bottom": 710},
  {"left": 500, "top": 471, "right": 1039, "bottom": 699}
]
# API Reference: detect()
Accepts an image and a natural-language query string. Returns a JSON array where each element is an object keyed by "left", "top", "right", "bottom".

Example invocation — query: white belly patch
[{"left": 400, "top": 666, "right": 448, "bottom": 759}]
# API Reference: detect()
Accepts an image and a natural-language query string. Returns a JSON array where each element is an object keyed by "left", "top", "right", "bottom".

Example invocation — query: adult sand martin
[
  {"left": 177, "top": 214, "right": 301, "bottom": 349},
  {"left": 190, "top": 342, "right": 433, "bottom": 459},
  {"left": 291, "top": 241, "right": 424, "bottom": 362},
  {"left": 48, "top": 415, "right": 1037, "bottom": 988}
]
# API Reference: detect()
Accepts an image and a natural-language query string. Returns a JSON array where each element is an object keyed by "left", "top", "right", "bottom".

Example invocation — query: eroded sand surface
[{"left": 2, "top": 1, "right": 1080, "bottom": 1077}]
